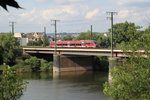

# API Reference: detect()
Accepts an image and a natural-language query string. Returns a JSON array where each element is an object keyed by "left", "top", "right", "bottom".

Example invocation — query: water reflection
[{"left": 21, "top": 71, "right": 108, "bottom": 100}]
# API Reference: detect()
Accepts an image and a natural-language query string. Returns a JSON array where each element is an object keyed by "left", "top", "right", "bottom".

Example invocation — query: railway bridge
[{"left": 23, "top": 47, "right": 130, "bottom": 72}]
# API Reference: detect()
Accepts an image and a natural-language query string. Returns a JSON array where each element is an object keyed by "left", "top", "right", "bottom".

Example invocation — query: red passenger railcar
[{"left": 49, "top": 40, "right": 98, "bottom": 48}]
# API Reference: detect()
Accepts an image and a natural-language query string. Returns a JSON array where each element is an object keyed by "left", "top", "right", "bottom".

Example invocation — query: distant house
[
  {"left": 14, "top": 32, "right": 28, "bottom": 46},
  {"left": 33, "top": 32, "right": 44, "bottom": 40},
  {"left": 26, "top": 33, "right": 36, "bottom": 42}
]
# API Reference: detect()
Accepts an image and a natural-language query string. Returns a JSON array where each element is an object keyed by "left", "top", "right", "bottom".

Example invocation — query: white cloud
[
  {"left": 85, "top": 9, "right": 99, "bottom": 19},
  {"left": 146, "top": 8, "right": 150, "bottom": 14},
  {"left": 117, "top": 10, "right": 129, "bottom": 18},
  {"left": 17, "top": 5, "right": 86, "bottom": 24},
  {"left": 118, "top": 0, "right": 150, "bottom": 5},
  {"left": 42, "top": 5, "right": 80, "bottom": 20},
  {"left": 35, "top": 0, "right": 47, "bottom": 2},
  {"left": 19, "top": 8, "right": 39, "bottom": 22},
  {"left": 55, "top": 0, "right": 85, "bottom": 4}
]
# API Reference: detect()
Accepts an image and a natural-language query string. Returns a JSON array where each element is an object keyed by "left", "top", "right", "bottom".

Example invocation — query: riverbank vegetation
[
  {"left": 14, "top": 56, "right": 53, "bottom": 72},
  {"left": 0, "top": 65, "right": 28, "bottom": 100},
  {"left": 0, "top": 33, "right": 28, "bottom": 100},
  {"left": 103, "top": 23, "right": 150, "bottom": 99},
  {"left": 0, "top": 33, "right": 52, "bottom": 72}
]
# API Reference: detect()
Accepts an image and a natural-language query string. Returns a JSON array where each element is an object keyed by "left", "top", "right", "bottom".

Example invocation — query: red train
[{"left": 49, "top": 40, "right": 98, "bottom": 48}]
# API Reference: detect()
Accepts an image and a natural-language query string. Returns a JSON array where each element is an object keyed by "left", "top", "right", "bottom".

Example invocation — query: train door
[{"left": 81, "top": 42, "right": 84, "bottom": 47}]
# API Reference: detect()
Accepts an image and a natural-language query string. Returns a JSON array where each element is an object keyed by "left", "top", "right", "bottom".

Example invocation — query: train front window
[{"left": 93, "top": 40, "right": 98, "bottom": 44}]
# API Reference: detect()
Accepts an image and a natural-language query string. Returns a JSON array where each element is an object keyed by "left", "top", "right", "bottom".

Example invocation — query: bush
[
  {"left": 25, "top": 57, "right": 40, "bottom": 68},
  {"left": 103, "top": 56, "right": 150, "bottom": 100},
  {"left": 40, "top": 59, "right": 53, "bottom": 71},
  {"left": 0, "top": 65, "right": 28, "bottom": 100}
]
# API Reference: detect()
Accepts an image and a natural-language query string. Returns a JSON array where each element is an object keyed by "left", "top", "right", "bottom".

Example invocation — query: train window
[
  {"left": 76, "top": 44, "right": 81, "bottom": 46},
  {"left": 57, "top": 44, "right": 62, "bottom": 45},
  {"left": 85, "top": 42, "right": 91, "bottom": 44},
  {"left": 90, "top": 42, "right": 94, "bottom": 44},
  {"left": 50, "top": 43, "right": 55, "bottom": 44},
  {"left": 70, "top": 44, "right": 76, "bottom": 45}
]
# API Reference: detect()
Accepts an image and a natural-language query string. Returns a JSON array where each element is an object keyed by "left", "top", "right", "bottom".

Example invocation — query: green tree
[
  {"left": 0, "top": 46, "right": 3, "bottom": 64},
  {"left": 97, "top": 33, "right": 111, "bottom": 48},
  {"left": 62, "top": 35, "right": 73, "bottom": 41},
  {"left": 42, "top": 33, "right": 49, "bottom": 47},
  {"left": 0, "top": 65, "right": 28, "bottom": 100},
  {"left": 109, "top": 21, "right": 141, "bottom": 47},
  {"left": 27, "top": 38, "right": 43, "bottom": 46},
  {"left": 25, "top": 57, "right": 40, "bottom": 69},
  {"left": 73, "top": 31, "right": 97, "bottom": 41},
  {"left": 0, "top": 33, "right": 19, "bottom": 65},
  {"left": 103, "top": 26, "right": 150, "bottom": 100},
  {"left": 27, "top": 41, "right": 36, "bottom": 46},
  {"left": 37, "top": 38, "right": 43, "bottom": 46}
]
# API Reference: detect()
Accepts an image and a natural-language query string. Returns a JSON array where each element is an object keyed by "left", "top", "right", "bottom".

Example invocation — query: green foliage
[
  {"left": 42, "top": 33, "right": 49, "bottom": 47},
  {"left": 0, "top": 65, "right": 28, "bottom": 100},
  {"left": 96, "top": 34, "right": 111, "bottom": 48},
  {"left": 0, "top": 33, "right": 19, "bottom": 65},
  {"left": 13, "top": 64, "right": 31, "bottom": 72},
  {"left": 62, "top": 35, "right": 73, "bottom": 41},
  {"left": 103, "top": 25, "right": 150, "bottom": 100},
  {"left": 23, "top": 57, "right": 53, "bottom": 72},
  {"left": 73, "top": 31, "right": 111, "bottom": 47},
  {"left": 104, "top": 57, "right": 150, "bottom": 100},
  {"left": 37, "top": 38, "right": 43, "bottom": 46},
  {"left": 109, "top": 21, "right": 141, "bottom": 47},
  {"left": 27, "top": 38, "right": 43, "bottom": 46},
  {"left": 73, "top": 31, "right": 97, "bottom": 40},
  {"left": 25, "top": 57, "right": 40, "bottom": 68},
  {"left": 40, "top": 59, "right": 53, "bottom": 71},
  {"left": 27, "top": 41, "right": 37, "bottom": 46}
]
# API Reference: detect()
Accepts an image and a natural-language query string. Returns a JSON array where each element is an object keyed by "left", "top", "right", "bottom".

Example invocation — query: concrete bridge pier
[
  {"left": 108, "top": 57, "right": 119, "bottom": 83},
  {"left": 53, "top": 55, "right": 93, "bottom": 72},
  {"left": 53, "top": 54, "right": 60, "bottom": 73}
]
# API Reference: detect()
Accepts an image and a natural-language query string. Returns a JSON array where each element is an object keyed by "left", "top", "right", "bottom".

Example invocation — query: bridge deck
[{"left": 23, "top": 47, "right": 129, "bottom": 57}]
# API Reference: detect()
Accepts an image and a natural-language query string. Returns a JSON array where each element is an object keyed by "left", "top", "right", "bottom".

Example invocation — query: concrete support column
[
  {"left": 53, "top": 54, "right": 60, "bottom": 73},
  {"left": 108, "top": 57, "right": 118, "bottom": 83}
]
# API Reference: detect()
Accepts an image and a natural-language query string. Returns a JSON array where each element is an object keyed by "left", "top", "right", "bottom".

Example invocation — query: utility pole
[
  {"left": 9, "top": 21, "right": 16, "bottom": 34},
  {"left": 106, "top": 12, "right": 117, "bottom": 58},
  {"left": 51, "top": 20, "right": 60, "bottom": 55},
  {"left": 90, "top": 25, "right": 92, "bottom": 40}
]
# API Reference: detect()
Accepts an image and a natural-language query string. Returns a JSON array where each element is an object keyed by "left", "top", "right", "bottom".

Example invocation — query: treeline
[
  {"left": 14, "top": 56, "right": 53, "bottom": 72},
  {"left": 103, "top": 23, "right": 150, "bottom": 99},
  {"left": 62, "top": 21, "right": 148, "bottom": 49}
]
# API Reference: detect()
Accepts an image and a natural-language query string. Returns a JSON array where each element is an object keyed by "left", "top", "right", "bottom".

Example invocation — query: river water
[{"left": 20, "top": 71, "right": 109, "bottom": 100}]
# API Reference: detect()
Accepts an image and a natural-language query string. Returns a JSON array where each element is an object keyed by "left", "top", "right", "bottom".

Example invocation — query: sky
[{"left": 0, "top": 0, "right": 150, "bottom": 33}]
